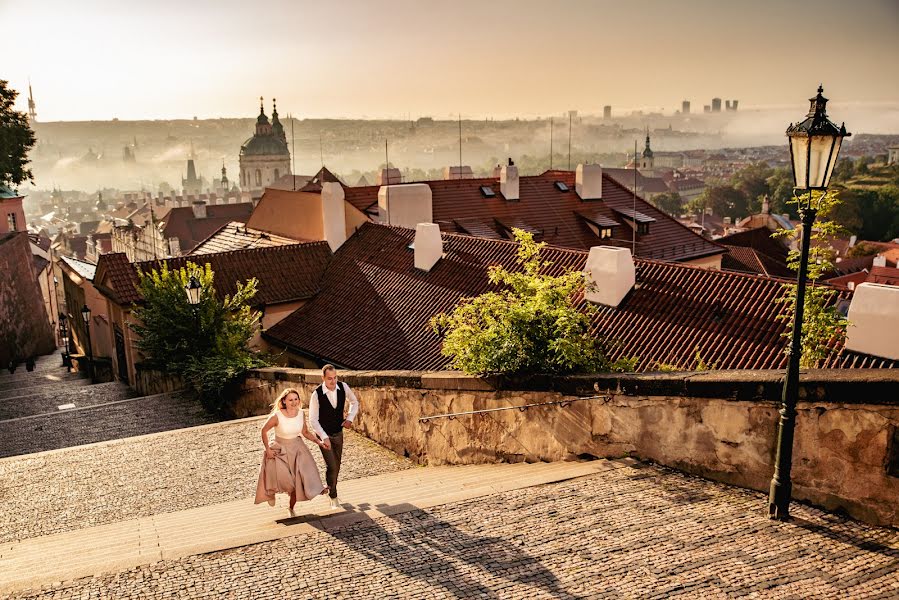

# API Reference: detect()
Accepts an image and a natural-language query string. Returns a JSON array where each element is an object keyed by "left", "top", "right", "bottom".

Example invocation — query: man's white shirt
[{"left": 308, "top": 382, "right": 360, "bottom": 441}]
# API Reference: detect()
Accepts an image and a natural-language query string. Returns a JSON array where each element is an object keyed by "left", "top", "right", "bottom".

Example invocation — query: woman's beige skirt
[{"left": 255, "top": 436, "right": 326, "bottom": 505}]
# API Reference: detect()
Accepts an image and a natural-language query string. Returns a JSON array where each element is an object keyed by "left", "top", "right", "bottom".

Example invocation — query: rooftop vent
[
  {"left": 575, "top": 163, "right": 603, "bottom": 200},
  {"left": 845, "top": 282, "right": 899, "bottom": 360},
  {"left": 584, "top": 246, "right": 635, "bottom": 307},
  {"left": 500, "top": 158, "right": 519, "bottom": 201}
]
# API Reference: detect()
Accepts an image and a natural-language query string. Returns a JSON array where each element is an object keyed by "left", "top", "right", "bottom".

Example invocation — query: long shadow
[{"left": 319, "top": 502, "right": 582, "bottom": 599}]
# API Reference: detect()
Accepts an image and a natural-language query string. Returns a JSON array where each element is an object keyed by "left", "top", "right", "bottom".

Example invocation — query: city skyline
[{"left": 3, "top": 0, "right": 898, "bottom": 122}]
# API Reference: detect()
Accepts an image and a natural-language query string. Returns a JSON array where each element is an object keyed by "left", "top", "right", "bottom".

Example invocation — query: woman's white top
[{"left": 274, "top": 409, "right": 304, "bottom": 439}]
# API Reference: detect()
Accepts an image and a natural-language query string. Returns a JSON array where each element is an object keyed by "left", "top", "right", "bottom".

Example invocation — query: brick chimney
[
  {"left": 191, "top": 201, "right": 206, "bottom": 219},
  {"left": 576, "top": 164, "right": 603, "bottom": 200},
  {"left": 845, "top": 283, "right": 899, "bottom": 360},
  {"left": 584, "top": 246, "right": 635, "bottom": 307},
  {"left": 321, "top": 182, "right": 347, "bottom": 251},
  {"left": 414, "top": 223, "right": 442, "bottom": 272},
  {"left": 500, "top": 159, "right": 519, "bottom": 201}
]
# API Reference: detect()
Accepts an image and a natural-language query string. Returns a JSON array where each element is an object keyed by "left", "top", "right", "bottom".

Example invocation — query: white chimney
[
  {"left": 378, "top": 183, "right": 433, "bottom": 229},
  {"left": 584, "top": 246, "right": 636, "bottom": 307},
  {"left": 191, "top": 201, "right": 206, "bottom": 219},
  {"left": 849, "top": 235, "right": 857, "bottom": 248},
  {"left": 321, "top": 182, "right": 346, "bottom": 251},
  {"left": 500, "top": 160, "right": 519, "bottom": 201},
  {"left": 492, "top": 164, "right": 502, "bottom": 178},
  {"left": 575, "top": 163, "right": 603, "bottom": 200},
  {"left": 414, "top": 222, "right": 442, "bottom": 271},
  {"left": 377, "top": 168, "right": 402, "bottom": 185},
  {"left": 845, "top": 282, "right": 899, "bottom": 360},
  {"left": 873, "top": 254, "right": 887, "bottom": 268},
  {"left": 444, "top": 166, "right": 473, "bottom": 180}
]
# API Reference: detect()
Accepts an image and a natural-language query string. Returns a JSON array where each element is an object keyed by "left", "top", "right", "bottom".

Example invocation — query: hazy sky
[{"left": 3, "top": 0, "right": 898, "bottom": 121}]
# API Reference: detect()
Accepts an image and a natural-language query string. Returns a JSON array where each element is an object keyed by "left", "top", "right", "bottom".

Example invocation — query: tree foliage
[
  {"left": 130, "top": 261, "right": 269, "bottom": 410},
  {"left": 772, "top": 191, "right": 849, "bottom": 368},
  {"left": 430, "top": 229, "right": 613, "bottom": 376},
  {"left": 0, "top": 80, "right": 36, "bottom": 187},
  {"left": 652, "top": 191, "right": 682, "bottom": 216}
]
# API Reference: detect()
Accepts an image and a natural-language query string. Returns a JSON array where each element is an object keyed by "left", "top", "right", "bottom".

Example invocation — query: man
[{"left": 309, "top": 364, "right": 360, "bottom": 509}]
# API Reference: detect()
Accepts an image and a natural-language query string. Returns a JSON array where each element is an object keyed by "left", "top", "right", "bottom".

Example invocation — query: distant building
[
  {"left": 681, "top": 100, "right": 690, "bottom": 115},
  {"left": 182, "top": 146, "right": 202, "bottom": 196},
  {"left": 239, "top": 98, "right": 291, "bottom": 199},
  {"left": 711, "top": 98, "right": 722, "bottom": 112},
  {"left": 0, "top": 185, "right": 25, "bottom": 234},
  {"left": 603, "top": 105, "right": 612, "bottom": 119},
  {"left": 703, "top": 105, "right": 711, "bottom": 113},
  {"left": 725, "top": 100, "right": 739, "bottom": 112}
]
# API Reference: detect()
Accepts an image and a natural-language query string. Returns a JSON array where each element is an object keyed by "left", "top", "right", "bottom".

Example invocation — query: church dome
[{"left": 240, "top": 134, "right": 289, "bottom": 157}]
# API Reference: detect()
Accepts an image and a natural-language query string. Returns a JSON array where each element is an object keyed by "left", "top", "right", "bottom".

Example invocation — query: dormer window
[
  {"left": 613, "top": 208, "right": 656, "bottom": 236},
  {"left": 600, "top": 227, "right": 614, "bottom": 239}
]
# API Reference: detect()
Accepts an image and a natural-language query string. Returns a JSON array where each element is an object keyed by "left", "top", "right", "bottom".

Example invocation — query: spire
[
  {"left": 221, "top": 161, "right": 227, "bottom": 178},
  {"left": 27, "top": 79, "right": 36, "bottom": 121},
  {"left": 271, "top": 98, "right": 286, "bottom": 143},
  {"left": 260, "top": 96, "right": 265, "bottom": 115},
  {"left": 255, "top": 96, "right": 271, "bottom": 134},
  {"left": 642, "top": 130, "right": 653, "bottom": 158}
]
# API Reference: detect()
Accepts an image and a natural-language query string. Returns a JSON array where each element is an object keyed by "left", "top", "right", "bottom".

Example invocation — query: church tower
[
  {"left": 640, "top": 132, "right": 654, "bottom": 174},
  {"left": 27, "top": 81, "right": 37, "bottom": 122},
  {"left": 239, "top": 97, "right": 291, "bottom": 199}
]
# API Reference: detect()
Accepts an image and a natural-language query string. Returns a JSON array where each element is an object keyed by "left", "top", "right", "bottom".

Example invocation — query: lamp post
[
  {"left": 81, "top": 304, "right": 94, "bottom": 383},
  {"left": 768, "top": 85, "right": 849, "bottom": 520},
  {"left": 185, "top": 274, "right": 202, "bottom": 328},
  {"left": 59, "top": 312, "right": 71, "bottom": 369}
]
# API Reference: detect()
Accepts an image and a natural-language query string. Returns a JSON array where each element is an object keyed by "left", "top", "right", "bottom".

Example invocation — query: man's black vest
[{"left": 316, "top": 382, "right": 346, "bottom": 436}]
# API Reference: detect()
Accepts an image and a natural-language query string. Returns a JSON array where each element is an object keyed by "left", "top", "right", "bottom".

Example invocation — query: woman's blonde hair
[{"left": 272, "top": 387, "right": 302, "bottom": 413}]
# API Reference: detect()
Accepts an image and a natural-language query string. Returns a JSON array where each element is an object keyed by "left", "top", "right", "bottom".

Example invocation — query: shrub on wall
[{"left": 130, "top": 261, "right": 270, "bottom": 412}]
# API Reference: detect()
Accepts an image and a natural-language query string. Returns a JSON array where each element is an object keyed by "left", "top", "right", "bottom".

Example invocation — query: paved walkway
[
  {"left": 0, "top": 416, "right": 413, "bottom": 543},
  {"left": 3, "top": 459, "right": 898, "bottom": 599}
]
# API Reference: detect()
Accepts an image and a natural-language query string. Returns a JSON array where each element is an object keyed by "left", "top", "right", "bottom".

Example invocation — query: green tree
[
  {"left": 731, "top": 162, "right": 773, "bottom": 212},
  {"left": 692, "top": 184, "right": 750, "bottom": 220},
  {"left": 773, "top": 191, "right": 850, "bottom": 368},
  {"left": 430, "top": 229, "right": 610, "bottom": 376},
  {"left": 766, "top": 167, "right": 797, "bottom": 217},
  {"left": 130, "top": 261, "right": 270, "bottom": 411},
  {"left": 653, "top": 191, "right": 682, "bottom": 216},
  {"left": 0, "top": 81, "right": 36, "bottom": 187}
]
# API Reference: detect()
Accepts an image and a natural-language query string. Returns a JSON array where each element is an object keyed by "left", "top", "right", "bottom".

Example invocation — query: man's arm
[
  {"left": 308, "top": 391, "right": 329, "bottom": 440},
  {"left": 343, "top": 383, "right": 360, "bottom": 424}
]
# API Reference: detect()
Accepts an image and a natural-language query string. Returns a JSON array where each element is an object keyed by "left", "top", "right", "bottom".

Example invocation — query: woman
[{"left": 255, "top": 387, "right": 329, "bottom": 516}]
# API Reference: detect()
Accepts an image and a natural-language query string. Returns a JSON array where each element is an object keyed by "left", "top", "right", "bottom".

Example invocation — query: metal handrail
[{"left": 419, "top": 394, "right": 610, "bottom": 423}]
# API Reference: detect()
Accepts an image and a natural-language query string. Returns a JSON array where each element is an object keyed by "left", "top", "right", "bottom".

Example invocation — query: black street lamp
[
  {"left": 185, "top": 275, "right": 202, "bottom": 306},
  {"left": 768, "top": 85, "right": 849, "bottom": 520},
  {"left": 81, "top": 304, "right": 94, "bottom": 383},
  {"left": 59, "top": 312, "right": 71, "bottom": 369}
]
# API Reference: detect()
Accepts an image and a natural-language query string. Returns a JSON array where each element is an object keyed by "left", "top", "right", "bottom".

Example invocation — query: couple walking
[{"left": 254, "top": 364, "right": 359, "bottom": 516}]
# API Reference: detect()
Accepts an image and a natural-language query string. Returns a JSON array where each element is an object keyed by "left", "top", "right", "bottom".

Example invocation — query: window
[
  {"left": 255, "top": 169, "right": 262, "bottom": 186},
  {"left": 554, "top": 181, "right": 569, "bottom": 192},
  {"left": 274, "top": 168, "right": 280, "bottom": 181},
  {"left": 7, "top": 213, "right": 18, "bottom": 231},
  {"left": 637, "top": 222, "right": 650, "bottom": 235},
  {"left": 479, "top": 185, "right": 495, "bottom": 198},
  {"left": 600, "top": 227, "right": 613, "bottom": 239}
]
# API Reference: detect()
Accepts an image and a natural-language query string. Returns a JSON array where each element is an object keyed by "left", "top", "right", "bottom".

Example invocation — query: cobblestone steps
[
  {"left": 0, "top": 460, "right": 613, "bottom": 594},
  {"left": 0, "top": 381, "right": 137, "bottom": 420},
  {"left": 0, "top": 390, "right": 218, "bottom": 459}
]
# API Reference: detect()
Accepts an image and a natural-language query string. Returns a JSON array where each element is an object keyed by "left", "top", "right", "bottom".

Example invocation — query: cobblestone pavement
[
  {"left": 4, "top": 462, "right": 898, "bottom": 599},
  {"left": 0, "top": 381, "right": 137, "bottom": 420},
  {"left": 0, "top": 390, "right": 219, "bottom": 459},
  {"left": 0, "top": 418, "right": 414, "bottom": 543}
]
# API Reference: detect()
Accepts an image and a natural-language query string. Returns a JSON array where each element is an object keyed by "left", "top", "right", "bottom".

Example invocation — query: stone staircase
[
  {"left": 0, "top": 349, "right": 216, "bottom": 459},
  {"left": 0, "top": 459, "right": 617, "bottom": 594}
]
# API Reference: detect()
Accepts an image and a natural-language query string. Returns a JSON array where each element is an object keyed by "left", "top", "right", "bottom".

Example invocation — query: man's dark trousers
[{"left": 320, "top": 430, "right": 343, "bottom": 499}]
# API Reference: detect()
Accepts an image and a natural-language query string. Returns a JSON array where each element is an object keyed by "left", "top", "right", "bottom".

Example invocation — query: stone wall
[
  {"left": 134, "top": 364, "right": 185, "bottom": 396},
  {"left": 0, "top": 233, "right": 55, "bottom": 367},
  {"left": 239, "top": 368, "right": 899, "bottom": 527}
]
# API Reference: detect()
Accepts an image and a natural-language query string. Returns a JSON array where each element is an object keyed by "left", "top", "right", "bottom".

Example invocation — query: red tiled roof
[
  {"left": 190, "top": 221, "right": 306, "bottom": 255},
  {"left": 94, "top": 242, "right": 332, "bottom": 308},
  {"left": 721, "top": 246, "right": 794, "bottom": 278},
  {"left": 264, "top": 223, "right": 894, "bottom": 372},
  {"left": 160, "top": 203, "right": 254, "bottom": 252},
  {"left": 868, "top": 266, "right": 899, "bottom": 286},
  {"left": 717, "top": 227, "right": 789, "bottom": 263},
  {"left": 340, "top": 170, "right": 725, "bottom": 262}
]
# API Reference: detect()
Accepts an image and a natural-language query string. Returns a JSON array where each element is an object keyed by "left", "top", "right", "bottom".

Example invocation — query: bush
[
  {"left": 130, "top": 261, "right": 270, "bottom": 411},
  {"left": 430, "top": 229, "right": 612, "bottom": 376}
]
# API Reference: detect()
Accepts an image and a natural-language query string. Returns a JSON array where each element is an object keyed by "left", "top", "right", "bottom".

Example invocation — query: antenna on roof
[
  {"left": 290, "top": 113, "right": 296, "bottom": 191},
  {"left": 633, "top": 138, "right": 637, "bottom": 257},
  {"left": 550, "top": 117, "right": 554, "bottom": 171},
  {"left": 458, "top": 113, "right": 462, "bottom": 170},
  {"left": 319, "top": 132, "right": 324, "bottom": 170}
]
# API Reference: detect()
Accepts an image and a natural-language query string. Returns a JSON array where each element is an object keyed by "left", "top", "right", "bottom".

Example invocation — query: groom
[{"left": 309, "top": 364, "right": 360, "bottom": 509}]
